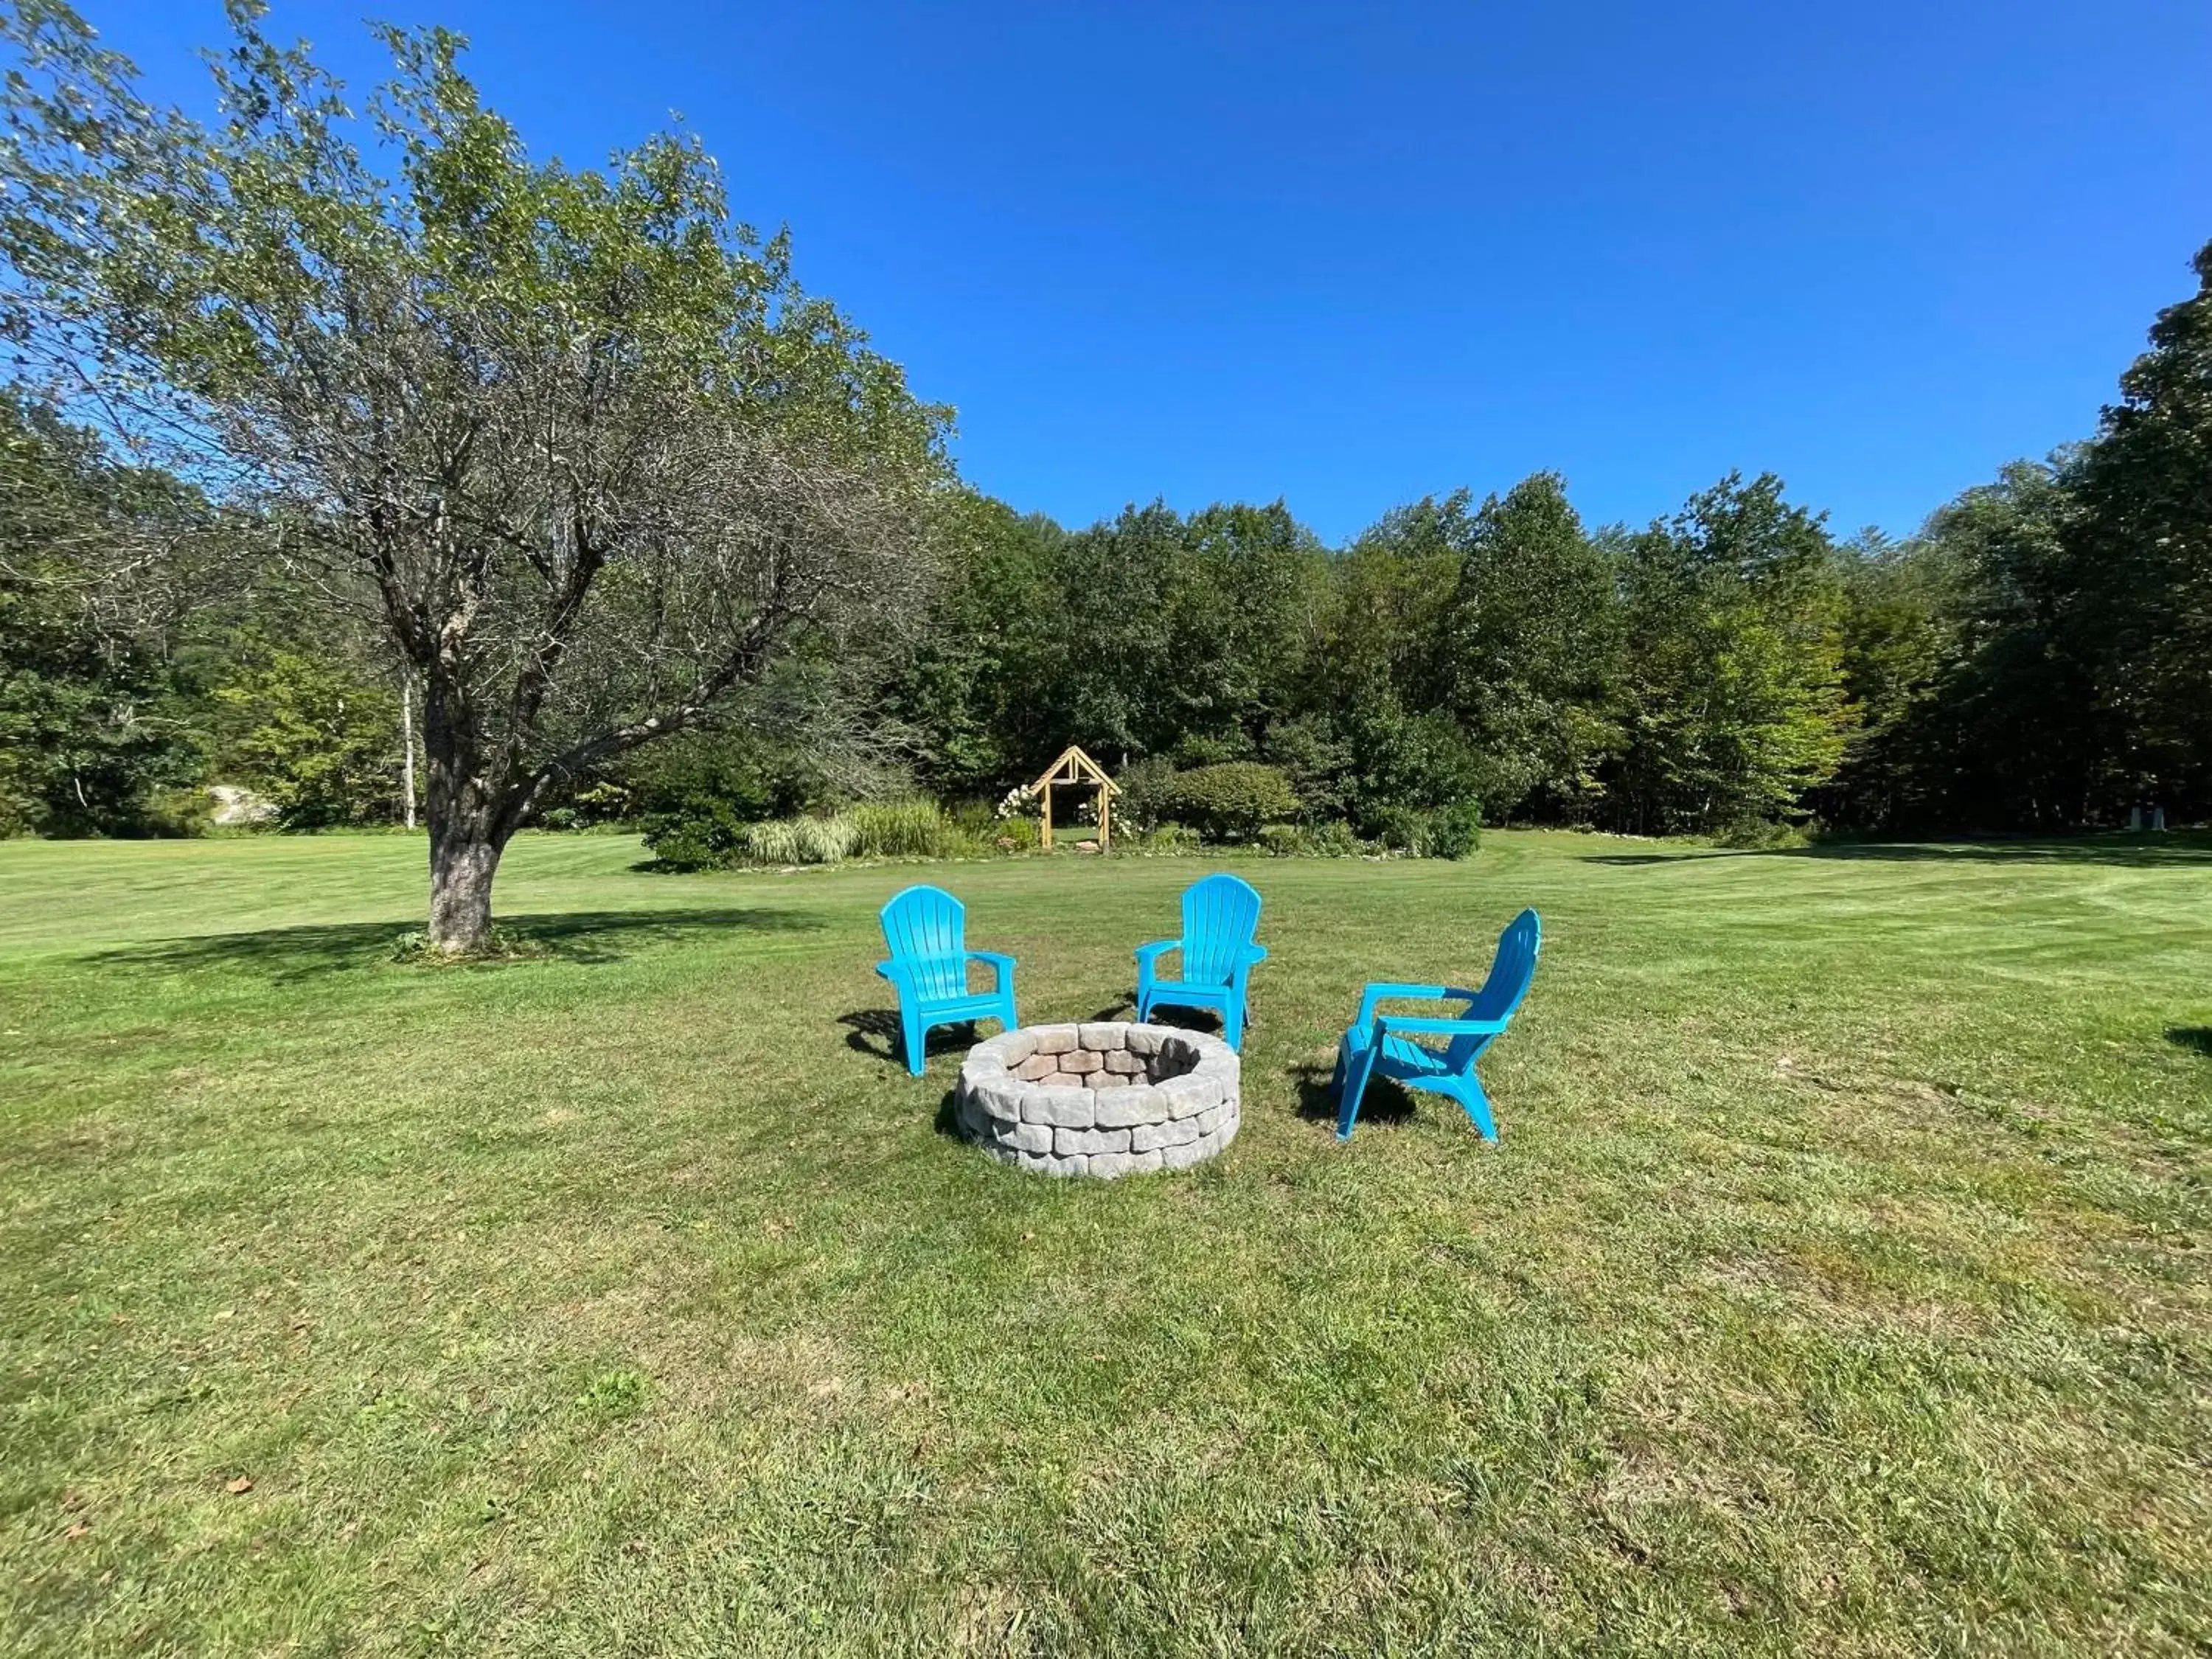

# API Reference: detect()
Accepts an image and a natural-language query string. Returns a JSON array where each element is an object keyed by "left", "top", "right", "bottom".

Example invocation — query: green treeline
[{"left": 6, "top": 239, "right": 2211, "bottom": 848}]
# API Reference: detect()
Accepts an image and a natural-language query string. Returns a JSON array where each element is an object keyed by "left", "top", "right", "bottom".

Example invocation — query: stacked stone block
[{"left": 955, "top": 1022, "right": 1241, "bottom": 1178}]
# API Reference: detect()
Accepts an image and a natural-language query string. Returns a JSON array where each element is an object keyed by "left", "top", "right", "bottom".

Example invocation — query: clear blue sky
[{"left": 86, "top": 1, "right": 2212, "bottom": 544}]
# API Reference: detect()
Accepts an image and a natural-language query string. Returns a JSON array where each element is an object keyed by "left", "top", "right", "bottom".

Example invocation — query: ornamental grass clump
[
  {"left": 848, "top": 799, "right": 981, "bottom": 860},
  {"left": 737, "top": 815, "right": 855, "bottom": 866}
]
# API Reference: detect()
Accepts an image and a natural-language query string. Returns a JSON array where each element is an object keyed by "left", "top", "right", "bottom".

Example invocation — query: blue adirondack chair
[
  {"left": 875, "top": 885, "right": 1018, "bottom": 1077},
  {"left": 1133, "top": 873, "right": 1267, "bottom": 1051},
  {"left": 1332, "top": 908, "right": 1541, "bottom": 1143}
]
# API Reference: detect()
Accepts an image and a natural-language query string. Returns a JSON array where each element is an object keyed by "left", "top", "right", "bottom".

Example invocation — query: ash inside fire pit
[{"left": 954, "top": 1022, "right": 1240, "bottom": 1179}]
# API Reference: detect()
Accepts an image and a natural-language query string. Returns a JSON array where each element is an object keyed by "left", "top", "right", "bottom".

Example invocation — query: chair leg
[
  {"left": 1223, "top": 995, "right": 1244, "bottom": 1052},
  {"left": 1335, "top": 1048, "right": 1377, "bottom": 1142},
  {"left": 1456, "top": 1073, "right": 1498, "bottom": 1141},
  {"left": 902, "top": 1009, "right": 928, "bottom": 1077}
]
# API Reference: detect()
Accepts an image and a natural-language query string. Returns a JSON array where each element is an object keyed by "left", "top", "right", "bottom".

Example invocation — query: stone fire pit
[{"left": 954, "top": 1023, "right": 1240, "bottom": 1179}]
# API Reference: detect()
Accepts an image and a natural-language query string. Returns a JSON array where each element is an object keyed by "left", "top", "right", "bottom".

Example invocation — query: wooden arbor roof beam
[{"left": 1032, "top": 745, "right": 1119, "bottom": 851}]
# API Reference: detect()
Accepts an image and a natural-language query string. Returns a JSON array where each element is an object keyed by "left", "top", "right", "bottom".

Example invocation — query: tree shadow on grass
[
  {"left": 2165, "top": 1027, "right": 2212, "bottom": 1058},
  {"left": 1582, "top": 833, "right": 2212, "bottom": 869},
  {"left": 88, "top": 907, "right": 824, "bottom": 982}
]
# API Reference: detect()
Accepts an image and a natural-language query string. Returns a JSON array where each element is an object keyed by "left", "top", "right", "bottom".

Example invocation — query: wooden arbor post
[{"left": 1031, "top": 745, "right": 1120, "bottom": 852}]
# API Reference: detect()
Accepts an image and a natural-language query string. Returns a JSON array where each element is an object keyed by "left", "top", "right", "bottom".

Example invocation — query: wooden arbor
[{"left": 1033, "top": 745, "right": 1120, "bottom": 851}]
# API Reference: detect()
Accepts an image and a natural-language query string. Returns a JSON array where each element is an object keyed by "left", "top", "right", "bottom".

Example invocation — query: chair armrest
[
  {"left": 1352, "top": 981, "right": 1480, "bottom": 1027},
  {"left": 1224, "top": 941, "right": 1269, "bottom": 988},
  {"left": 1133, "top": 939, "right": 1178, "bottom": 995},
  {"left": 875, "top": 958, "right": 917, "bottom": 990},
  {"left": 1378, "top": 1014, "right": 1509, "bottom": 1038},
  {"left": 966, "top": 950, "right": 1017, "bottom": 990}
]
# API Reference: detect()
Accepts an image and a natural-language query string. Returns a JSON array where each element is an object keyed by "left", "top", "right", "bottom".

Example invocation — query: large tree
[
  {"left": 0, "top": 1, "right": 947, "bottom": 947},
  {"left": 1847, "top": 455, "right": 2101, "bottom": 832},
  {"left": 2066, "top": 238, "right": 2212, "bottom": 817},
  {"left": 1430, "top": 473, "right": 1621, "bottom": 821},
  {"left": 886, "top": 487, "right": 1063, "bottom": 797},
  {"left": 1610, "top": 473, "right": 1852, "bottom": 835}
]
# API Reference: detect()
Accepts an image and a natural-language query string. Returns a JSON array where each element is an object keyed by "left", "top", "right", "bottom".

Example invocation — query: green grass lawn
[{"left": 2, "top": 830, "right": 2208, "bottom": 1656}]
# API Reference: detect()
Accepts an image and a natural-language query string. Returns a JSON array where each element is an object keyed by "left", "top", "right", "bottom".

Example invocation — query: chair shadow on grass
[
  {"left": 838, "top": 1016, "right": 1007, "bottom": 1144},
  {"left": 2166, "top": 1026, "right": 2212, "bottom": 1058},
  {"left": 1100, "top": 996, "right": 1234, "bottom": 1043},
  {"left": 1584, "top": 832, "right": 2212, "bottom": 869},
  {"left": 838, "top": 1008, "right": 1001, "bottom": 1071},
  {"left": 1290, "top": 1063, "right": 1414, "bottom": 1131},
  {"left": 89, "top": 907, "right": 824, "bottom": 983},
  {"left": 841, "top": 996, "right": 1233, "bottom": 1073}
]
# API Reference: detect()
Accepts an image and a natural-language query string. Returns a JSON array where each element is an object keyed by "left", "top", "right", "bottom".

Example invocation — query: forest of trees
[
  {"left": 11, "top": 237, "right": 2211, "bottom": 854},
  {"left": 723, "top": 248, "right": 2212, "bottom": 851},
  {"left": 4, "top": 4, "right": 2211, "bottom": 901}
]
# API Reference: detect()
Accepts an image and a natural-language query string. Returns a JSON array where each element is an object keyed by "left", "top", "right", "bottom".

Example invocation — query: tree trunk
[
  {"left": 428, "top": 828, "right": 504, "bottom": 953},
  {"left": 419, "top": 673, "right": 512, "bottom": 955}
]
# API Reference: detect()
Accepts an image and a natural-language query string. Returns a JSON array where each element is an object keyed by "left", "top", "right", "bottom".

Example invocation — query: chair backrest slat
[
  {"left": 1182, "top": 872, "right": 1262, "bottom": 985},
  {"left": 880, "top": 885, "right": 969, "bottom": 1001},
  {"left": 1447, "top": 908, "right": 1542, "bottom": 1071}
]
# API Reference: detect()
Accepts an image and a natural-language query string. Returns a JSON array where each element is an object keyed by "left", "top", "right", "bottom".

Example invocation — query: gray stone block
[
  {"left": 1193, "top": 1054, "right": 1239, "bottom": 1089},
  {"left": 1161, "top": 1132, "right": 1220, "bottom": 1170},
  {"left": 1033, "top": 1024, "right": 1079, "bottom": 1055},
  {"left": 1017, "top": 1054, "right": 1055, "bottom": 1082},
  {"left": 975, "top": 1080, "right": 1025, "bottom": 1123},
  {"left": 1054, "top": 1124, "right": 1130, "bottom": 1156},
  {"left": 1078, "top": 1022, "right": 1129, "bottom": 1051},
  {"left": 1123, "top": 1025, "right": 1165, "bottom": 1056},
  {"left": 1019, "top": 1086, "right": 1096, "bottom": 1127},
  {"left": 1130, "top": 1116, "right": 1202, "bottom": 1152},
  {"left": 1194, "top": 1100, "right": 1233, "bottom": 1137},
  {"left": 995, "top": 1032, "right": 1040, "bottom": 1065},
  {"left": 1086, "top": 1148, "right": 1163, "bottom": 1179},
  {"left": 1063, "top": 1048, "right": 1103, "bottom": 1076},
  {"left": 1163, "top": 1074, "right": 1222, "bottom": 1119},
  {"left": 1018, "top": 1151, "right": 1087, "bottom": 1178},
  {"left": 1102, "top": 1050, "right": 1145, "bottom": 1075},
  {"left": 998, "top": 1119, "right": 1052, "bottom": 1155},
  {"left": 1091, "top": 1085, "right": 1159, "bottom": 1128}
]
